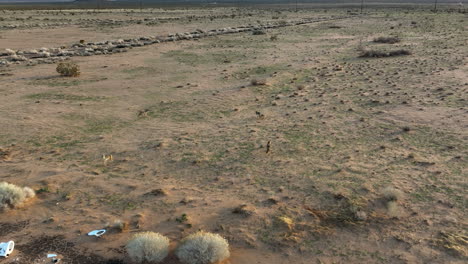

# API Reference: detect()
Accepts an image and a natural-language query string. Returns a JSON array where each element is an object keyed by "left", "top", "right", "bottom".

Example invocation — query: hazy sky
[{"left": 0, "top": 0, "right": 462, "bottom": 3}]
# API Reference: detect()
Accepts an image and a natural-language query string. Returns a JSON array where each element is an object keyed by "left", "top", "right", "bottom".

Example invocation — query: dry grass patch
[
  {"left": 107, "top": 219, "right": 129, "bottom": 233},
  {"left": 381, "top": 186, "right": 404, "bottom": 201},
  {"left": 433, "top": 232, "right": 468, "bottom": 257}
]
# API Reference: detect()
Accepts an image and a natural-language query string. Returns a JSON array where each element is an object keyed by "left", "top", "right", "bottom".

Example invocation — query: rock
[
  {"left": 3, "top": 48, "right": 16, "bottom": 55},
  {"left": 355, "top": 210, "right": 368, "bottom": 221},
  {"left": 38, "top": 51, "right": 51, "bottom": 58},
  {"left": 24, "top": 49, "right": 39, "bottom": 55},
  {"left": 8, "top": 55, "right": 28, "bottom": 62}
]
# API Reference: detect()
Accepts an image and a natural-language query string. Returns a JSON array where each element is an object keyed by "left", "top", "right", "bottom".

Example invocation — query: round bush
[
  {"left": 0, "top": 182, "right": 35, "bottom": 210},
  {"left": 56, "top": 62, "right": 80, "bottom": 77},
  {"left": 176, "top": 231, "right": 230, "bottom": 264},
  {"left": 126, "top": 232, "right": 170, "bottom": 263}
]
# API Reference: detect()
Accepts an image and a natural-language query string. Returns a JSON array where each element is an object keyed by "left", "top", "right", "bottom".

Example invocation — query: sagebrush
[
  {"left": 126, "top": 232, "right": 170, "bottom": 263},
  {"left": 373, "top": 36, "right": 401, "bottom": 44},
  {"left": 0, "top": 182, "right": 35, "bottom": 210},
  {"left": 360, "top": 49, "right": 411, "bottom": 58},
  {"left": 176, "top": 231, "right": 230, "bottom": 264},
  {"left": 56, "top": 61, "right": 80, "bottom": 77},
  {"left": 382, "top": 186, "right": 403, "bottom": 201}
]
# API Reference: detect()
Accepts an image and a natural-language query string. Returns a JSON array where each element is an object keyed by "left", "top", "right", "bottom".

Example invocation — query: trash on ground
[
  {"left": 47, "top": 253, "right": 61, "bottom": 263},
  {"left": 87, "top": 229, "right": 106, "bottom": 237},
  {"left": 0, "top": 241, "right": 14, "bottom": 258}
]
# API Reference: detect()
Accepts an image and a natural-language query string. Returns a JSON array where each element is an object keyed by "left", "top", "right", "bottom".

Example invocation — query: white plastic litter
[
  {"left": 47, "top": 253, "right": 61, "bottom": 263},
  {"left": 0, "top": 241, "right": 14, "bottom": 258},
  {"left": 87, "top": 229, "right": 106, "bottom": 237}
]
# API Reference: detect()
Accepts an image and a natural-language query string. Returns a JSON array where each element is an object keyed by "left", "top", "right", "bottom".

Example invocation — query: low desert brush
[
  {"left": 373, "top": 36, "right": 401, "bottom": 44},
  {"left": 0, "top": 182, "right": 35, "bottom": 210},
  {"left": 56, "top": 61, "right": 80, "bottom": 77},
  {"left": 176, "top": 231, "right": 230, "bottom": 264},
  {"left": 359, "top": 49, "right": 411, "bottom": 58},
  {"left": 250, "top": 78, "right": 267, "bottom": 86},
  {"left": 387, "top": 201, "right": 402, "bottom": 218},
  {"left": 126, "top": 232, "right": 170, "bottom": 263},
  {"left": 108, "top": 219, "right": 129, "bottom": 232},
  {"left": 252, "top": 29, "right": 266, "bottom": 35},
  {"left": 382, "top": 186, "right": 403, "bottom": 201}
]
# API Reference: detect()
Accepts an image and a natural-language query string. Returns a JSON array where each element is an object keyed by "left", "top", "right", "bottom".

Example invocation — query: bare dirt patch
[{"left": 0, "top": 6, "right": 466, "bottom": 264}]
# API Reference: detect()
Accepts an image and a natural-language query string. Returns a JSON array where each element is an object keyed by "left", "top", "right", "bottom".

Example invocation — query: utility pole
[
  {"left": 434, "top": 0, "right": 438, "bottom": 11},
  {"left": 361, "top": 0, "right": 364, "bottom": 14},
  {"left": 140, "top": 0, "right": 143, "bottom": 12},
  {"left": 295, "top": 0, "right": 298, "bottom": 12}
]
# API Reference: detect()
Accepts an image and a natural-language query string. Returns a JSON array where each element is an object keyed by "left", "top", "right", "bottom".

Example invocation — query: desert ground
[{"left": 0, "top": 5, "right": 467, "bottom": 264}]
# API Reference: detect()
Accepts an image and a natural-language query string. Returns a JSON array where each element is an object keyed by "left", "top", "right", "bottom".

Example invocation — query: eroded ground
[{"left": 0, "top": 7, "right": 467, "bottom": 264}]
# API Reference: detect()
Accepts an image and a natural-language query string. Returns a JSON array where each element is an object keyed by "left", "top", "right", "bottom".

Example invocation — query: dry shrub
[
  {"left": 126, "top": 232, "right": 170, "bottom": 263},
  {"left": 0, "top": 182, "right": 35, "bottom": 210},
  {"left": 373, "top": 36, "right": 401, "bottom": 44},
  {"left": 304, "top": 198, "right": 367, "bottom": 229},
  {"left": 250, "top": 78, "right": 267, "bottom": 86},
  {"left": 276, "top": 216, "right": 294, "bottom": 230},
  {"left": 433, "top": 231, "right": 468, "bottom": 257},
  {"left": 108, "top": 219, "right": 129, "bottom": 232},
  {"left": 252, "top": 29, "right": 266, "bottom": 35},
  {"left": 382, "top": 186, "right": 403, "bottom": 201},
  {"left": 56, "top": 62, "right": 80, "bottom": 77},
  {"left": 386, "top": 201, "right": 402, "bottom": 218},
  {"left": 175, "top": 231, "right": 230, "bottom": 264},
  {"left": 359, "top": 49, "right": 411, "bottom": 58}
]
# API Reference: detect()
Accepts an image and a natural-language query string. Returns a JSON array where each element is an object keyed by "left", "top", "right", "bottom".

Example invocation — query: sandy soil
[{"left": 0, "top": 6, "right": 467, "bottom": 264}]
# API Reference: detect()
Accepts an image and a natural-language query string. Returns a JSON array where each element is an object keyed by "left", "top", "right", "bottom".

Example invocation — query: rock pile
[{"left": 0, "top": 16, "right": 345, "bottom": 67}]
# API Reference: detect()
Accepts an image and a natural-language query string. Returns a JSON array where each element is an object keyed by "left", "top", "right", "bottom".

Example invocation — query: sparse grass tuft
[
  {"left": 56, "top": 62, "right": 80, "bottom": 77},
  {"left": 382, "top": 186, "right": 403, "bottom": 201},
  {"left": 387, "top": 201, "right": 402, "bottom": 218},
  {"left": 176, "top": 231, "right": 230, "bottom": 264},
  {"left": 108, "top": 219, "right": 129, "bottom": 233},
  {"left": 126, "top": 232, "right": 170, "bottom": 263},
  {"left": 0, "top": 182, "right": 35, "bottom": 210},
  {"left": 276, "top": 216, "right": 294, "bottom": 230}
]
